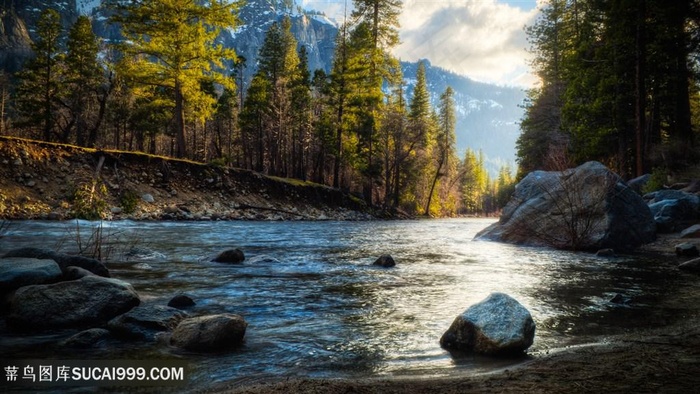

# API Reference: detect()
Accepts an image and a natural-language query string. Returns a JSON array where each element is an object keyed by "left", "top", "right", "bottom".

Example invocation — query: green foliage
[
  {"left": 119, "top": 190, "right": 140, "bottom": 215},
  {"left": 519, "top": 0, "right": 698, "bottom": 178},
  {"left": 642, "top": 167, "right": 668, "bottom": 194},
  {"left": 111, "top": 0, "right": 241, "bottom": 158},
  {"left": 71, "top": 179, "right": 109, "bottom": 220},
  {"left": 14, "top": 9, "right": 64, "bottom": 142}
]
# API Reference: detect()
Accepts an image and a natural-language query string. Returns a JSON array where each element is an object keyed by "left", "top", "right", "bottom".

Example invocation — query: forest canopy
[
  {"left": 0, "top": 0, "right": 515, "bottom": 217},
  {"left": 517, "top": 0, "right": 700, "bottom": 181}
]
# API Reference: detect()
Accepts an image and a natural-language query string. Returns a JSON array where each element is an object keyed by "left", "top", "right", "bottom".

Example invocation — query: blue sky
[{"left": 301, "top": 0, "right": 543, "bottom": 87}]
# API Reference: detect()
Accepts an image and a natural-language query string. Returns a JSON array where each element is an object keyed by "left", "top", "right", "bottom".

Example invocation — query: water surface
[{"left": 0, "top": 218, "right": 686, "bottom": 390}]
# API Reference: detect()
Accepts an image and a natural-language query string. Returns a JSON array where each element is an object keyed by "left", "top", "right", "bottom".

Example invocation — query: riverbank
[
  {"left": 213, "top": 234, "right": 700, "bottom": 394},
  {"left": 0, "top": 136, "right": 390, "bottom": 221}
]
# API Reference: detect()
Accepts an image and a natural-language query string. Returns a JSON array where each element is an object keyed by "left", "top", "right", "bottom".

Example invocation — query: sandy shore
[{"left": 208, "top": 235, "right": 700, "bottom": 394}]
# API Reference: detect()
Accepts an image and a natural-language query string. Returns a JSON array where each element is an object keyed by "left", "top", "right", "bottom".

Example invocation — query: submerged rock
[
  {"left": 440, "top": 293, "right": 535, "bottom": 355},
  {"left": 373, "top": 255, "right": 396, "bottom": 268},
  {"left": 59, "top": 328, "right": 112, "bottom": 348},
  {"left": 8, "top": 276, "right": 140, "bottom": 330},
  {"left": 675, "top": 243, "right": 699, "bottom": 258},
  {"left": 108, "top": 305, "right": 187, "bottom": 341},
  {"left": 168, "top": 294, "right": 196, "bottom": 309},
  {"left": 475, "top": 162, "right": 656, "bottom": 251},
  {"left": 170, "top": 314, "right": 247, "bottom": 352},
  {"left": 212, "top": 248, "right": 245, "bottom": 264}
]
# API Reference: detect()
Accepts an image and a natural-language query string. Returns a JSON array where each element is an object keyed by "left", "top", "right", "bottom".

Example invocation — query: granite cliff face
[{"left": 0, "top": 9, "right": 33, "bottom": 72}]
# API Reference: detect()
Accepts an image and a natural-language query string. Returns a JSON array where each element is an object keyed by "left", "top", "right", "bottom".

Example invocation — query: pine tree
[
  {"left": 350, "top": 0, "right": 403, "bottom": 204},
  {"left": 110, "top": 0, "right": 241, "bottom": 158},
  {"left": 425, "top": 86, "right": 455, "bottom": 215},
  {"left": 290, "top": 45, "right": 313, "bottom": 179},
  {"left": 14, "top": 8, "right": 64, "bottom": 142},
  {"left": 64, "top": 15, "right": 108, "bottom": 147}
]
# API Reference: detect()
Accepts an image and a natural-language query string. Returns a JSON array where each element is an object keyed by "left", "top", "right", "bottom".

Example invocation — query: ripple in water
[{"left": 0, "top": 218, "right": 685, "bottom": 389}]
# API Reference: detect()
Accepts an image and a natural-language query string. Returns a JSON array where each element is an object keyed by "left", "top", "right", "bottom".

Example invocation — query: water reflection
[{"left": 0, "top": 218, "right": 689, "bottom": 389}]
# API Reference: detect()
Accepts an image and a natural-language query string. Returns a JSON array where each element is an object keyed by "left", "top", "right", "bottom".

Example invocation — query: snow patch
[{"left": 77, "top": 0, "right": 102, "bottom": 15}]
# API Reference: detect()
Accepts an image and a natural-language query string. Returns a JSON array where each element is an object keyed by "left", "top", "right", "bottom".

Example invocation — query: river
[{"left": 0, "top": 218, "right": 685, "bottom": 391}]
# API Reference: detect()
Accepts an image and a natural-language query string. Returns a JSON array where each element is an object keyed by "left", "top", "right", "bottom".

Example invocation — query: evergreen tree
[
  {"left": 14, "top": 8, "right": 64, "bottom": 142},
  {"left": 350, "top": 0, "right": 403, "bottom": 204},
  {"left": 64, "top": 15, "right": 109, "bottom": 147},
  {"left": 110, "top": 0, "right": 241, "bottom": 158},
  {"left": 425, "top": 86, "right": 455, "bottom": 215}
]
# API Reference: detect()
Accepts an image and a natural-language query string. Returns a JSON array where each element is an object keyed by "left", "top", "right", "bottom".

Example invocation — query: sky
[{"left": 300, "top": 0, "right": 542, "bottom": 87}]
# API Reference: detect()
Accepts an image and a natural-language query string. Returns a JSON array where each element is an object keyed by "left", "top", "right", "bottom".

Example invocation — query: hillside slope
[{"left": 0, "top": 137, "right": 378, "bottom": 221}]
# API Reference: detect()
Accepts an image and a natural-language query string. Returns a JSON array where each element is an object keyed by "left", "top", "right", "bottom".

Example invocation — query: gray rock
[
  {"left": 675, "top": 243, "right": 699, "bottom": 258},
  {"left": 0, "top": 258, "right": 62, "bottom": 293},
  {"left": 59, "top": 328, "right": 111, "bottom": 348},
  {"left": 212, "top": 248, "right": 245, "bottom": 264},
  {"left": 373, "top": 255, "right": 396, "bottom": 268},
  {"left": 679, "top": 258, "right": 700, "bottom": 273},
  {"left": 475, "top": 162, "right": 656, "bottom": 251},
  {"left": 141, "top": 193, "right": 155, "bottom": 203},
  {"left": 627, "top": 174, "right": 650, "bottom": 194},
  {"left": 649, "top": 198, "right": 699, "bottom": 233},
  {"left": 680, "top": 224, "right": 700, "bottom": 239},
  {"left": 440, "top": 292, "right": 535, "bottom": 355},
  {"left": 3, "top": 247, "right": 110, "bottom": 277},
  {"left": 108, "top": 305, "right": 187, "bottom": 341},
  {"left": 63, "top": 266, "right": 97, "bottom": 281},
  {"left": 170, "top": 314, "right": 247, "bottom": 352},
  {"left": 8, "top": 276, "right": 140, "bottom": 330}
]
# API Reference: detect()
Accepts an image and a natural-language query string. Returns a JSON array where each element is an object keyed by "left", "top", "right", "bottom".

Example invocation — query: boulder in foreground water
[
  {"left": 8, "top": 276, "right": 140, "bottom": 330},
  {"left": 475, "top": 162, "right": 656, "bottom": 251},
  {"left": 212, "top": 248, "right": 245, "bottom": 264},
  {"left": 373, "top": 255, "right": 396, "bottom": 268},
  {"left": 170, "top": 313, "right": 247, "bottom": 352},
  {"left": 440, "top": 292, "right": 535, "bottom": 355}
]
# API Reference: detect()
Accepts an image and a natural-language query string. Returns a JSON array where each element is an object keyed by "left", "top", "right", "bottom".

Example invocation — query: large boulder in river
[
  {"left": 475, "top": 162, "right": 656, "bottom": 250},
  {"left": 170, "top": 314, "right": 247, "bottom": 352},
  {"left": 440, "top": 293, "right": 535, "bottom": 355},
  {"left": 8, "top": 276, "right": 140, "bottom": 330}
]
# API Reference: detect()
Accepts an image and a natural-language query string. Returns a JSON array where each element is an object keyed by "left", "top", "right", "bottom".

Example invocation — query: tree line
[
  {"left": 1, "top": 0, "right": 515, "bottom": 216},
  {"left": 518, "top": 0, "right": 700, "bottom": 180}
]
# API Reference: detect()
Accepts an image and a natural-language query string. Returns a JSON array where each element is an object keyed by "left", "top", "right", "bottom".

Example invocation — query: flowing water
[{"left": 0, "top": 218, "right": 687, "bottom": 391}]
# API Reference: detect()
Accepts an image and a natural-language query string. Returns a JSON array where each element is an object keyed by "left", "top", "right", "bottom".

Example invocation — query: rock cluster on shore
[
  {"left": 1, "top": 248, "right": 248, "bottom": 352},
  {"left": 476, "top": 161, "right": 700, "bottom": 253}
]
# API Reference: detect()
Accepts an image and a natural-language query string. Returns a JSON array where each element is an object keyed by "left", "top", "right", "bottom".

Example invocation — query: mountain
[
  {"left": 0, "top": 0, "right": 524, "bottom": 174},
  {"left": 402, "top": 60, "right": 525, "bottom": 173}
]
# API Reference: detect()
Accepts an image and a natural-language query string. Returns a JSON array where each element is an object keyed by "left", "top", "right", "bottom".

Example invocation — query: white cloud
[
  {"left": 396, "top": 0, "right": 539, "bottom": 87},
  {"left": 299, "top": 0, "right": 541, "bottom": 87}
]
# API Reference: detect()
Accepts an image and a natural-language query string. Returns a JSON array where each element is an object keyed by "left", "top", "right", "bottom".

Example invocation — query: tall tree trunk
[
  {"left": 174, "top": 80, "right": 187, "bottom": 158},
  {"left": 425, "top": 157, "right": 444, "bottom": 216},
  {"left": 634, "top": 0, "right": 646, "bottom": 176}
]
